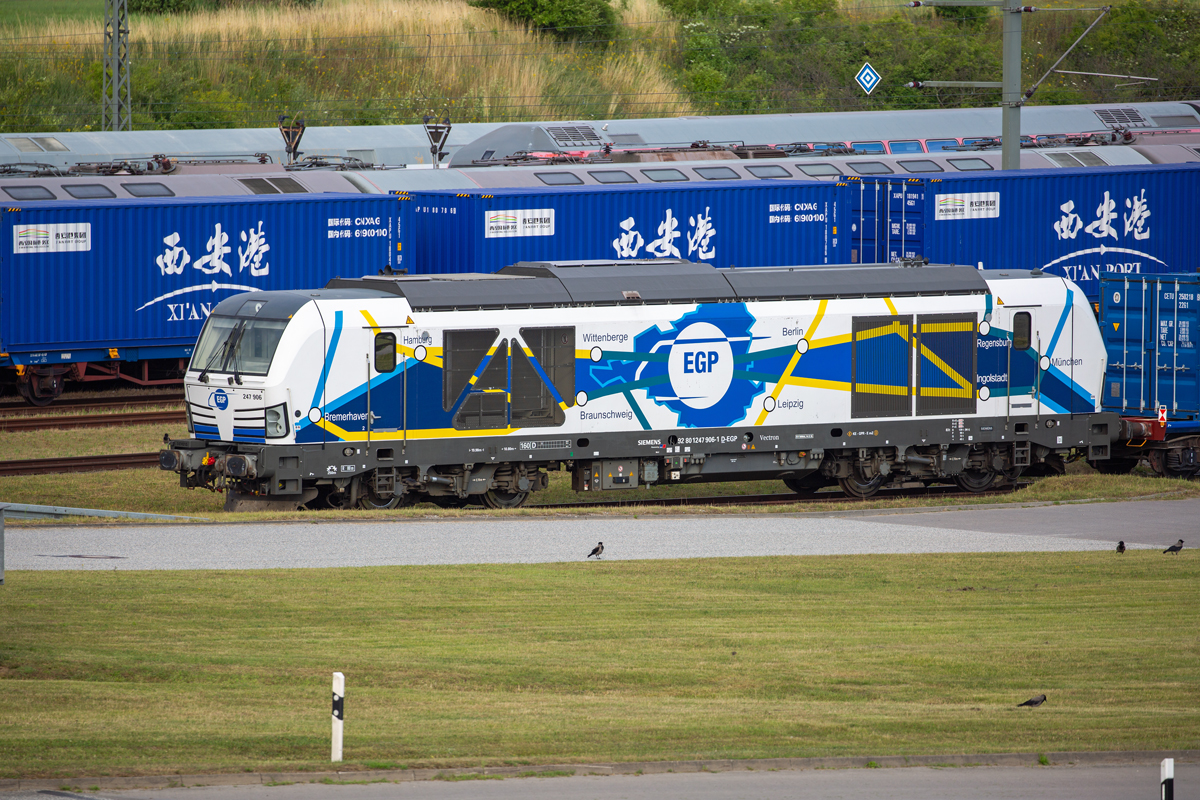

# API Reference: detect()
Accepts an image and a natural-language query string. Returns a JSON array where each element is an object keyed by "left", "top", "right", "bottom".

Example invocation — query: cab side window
[
  {"left": 1013, "top": 312, "right": 1032, "bottom": 351},
  {"left": 374, "top": 332, "right": 396, "bottom": 373}
]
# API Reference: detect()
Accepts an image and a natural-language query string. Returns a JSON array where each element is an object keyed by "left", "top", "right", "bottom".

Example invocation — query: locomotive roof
[
  {"left": 324, "top": 260, "right": 989, "bottom": 311},
  {"left": 209, "top": 288, "right": 387, "bottom": 318}
]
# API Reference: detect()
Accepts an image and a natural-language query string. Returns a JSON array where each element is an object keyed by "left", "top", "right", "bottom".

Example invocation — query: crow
[
  {"left": 587, "top": 542, "right": 604, "bottom": 559},
  {"left": 1164, "top": 539, "right": 1184, "bottom": 555},
  {"left": 1116, "top": 541, "right": 1126, "bottom": 554},
  {"left": 1018, "top": 694, "right": 1047, "bottom": 707}
]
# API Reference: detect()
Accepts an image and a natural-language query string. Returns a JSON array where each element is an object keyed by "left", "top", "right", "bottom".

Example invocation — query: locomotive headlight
[{"left": 265, "top": 403, "right": 289, "bottom": 439}]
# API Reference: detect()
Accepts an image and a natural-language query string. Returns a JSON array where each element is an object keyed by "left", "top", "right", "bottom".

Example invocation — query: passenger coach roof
[{"left": 325, "top": 260, "right": 988, "bottom": 311}]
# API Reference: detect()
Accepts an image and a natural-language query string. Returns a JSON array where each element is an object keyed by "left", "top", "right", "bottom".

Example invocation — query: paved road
[
  {"left": 2, "top": 762, "right": 1195, "bottom": 800},
  {"left": 881, "top": 497, "right": 1197, "bottom": 546},
  {"left": 5, "top": 497, "right": 1192, "bottom": 571}
]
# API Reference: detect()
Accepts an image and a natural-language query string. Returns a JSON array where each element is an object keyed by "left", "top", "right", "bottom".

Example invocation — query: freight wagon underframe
[{"left": 8, "top": 355, "right": 190, "bottom": 405}]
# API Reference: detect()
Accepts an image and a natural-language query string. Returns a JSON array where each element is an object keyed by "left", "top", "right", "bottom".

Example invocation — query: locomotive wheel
[
  {"left": 1090, "top": 458, "right": 1138, "bottom": 475},
  {"left": 954, "top": 469, "right": 997, "bottom": 493},
  {"left": 430, "top": 495, "right": 470, "bottom": 509},
  {"left": 358, "top": 483, "right": 403, "bottom": 510},
  {"left": 783, "top": 473, "right": 826, "bottom": 494},
  {"left": 481, "top": 489, "right": 529, "bottom": 509},
  {"left": 837, "top": 468, "right": 884, "bottom": 499}
]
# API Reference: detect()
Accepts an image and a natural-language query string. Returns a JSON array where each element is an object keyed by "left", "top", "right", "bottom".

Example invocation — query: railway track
[
  {"left": 0, "top": 410, "right": 186, "bottom": 432},
  {"left": 0, "top": 452, "right": 161, "bottom": 477},
  {"left": 0, "top": 394, "right": 184, "bottom": 416}
]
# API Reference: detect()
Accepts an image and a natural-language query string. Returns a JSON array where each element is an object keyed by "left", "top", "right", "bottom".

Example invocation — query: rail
[
  {"left": 0, "top": 394, "right": 184, "bottom": 415},
  {"left": 0, "top": 453, "right": 160, "bottom": 477},
  {"left": 0, "top": 410, "right": 186, "bottom": 432}
]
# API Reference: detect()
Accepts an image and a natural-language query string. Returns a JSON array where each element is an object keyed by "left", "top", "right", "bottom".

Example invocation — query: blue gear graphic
[{"left": 588, "top": 304, "right": 763, "bottom": 428}]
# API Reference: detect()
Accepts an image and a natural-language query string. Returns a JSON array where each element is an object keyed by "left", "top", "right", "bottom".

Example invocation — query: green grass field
[
  {"left": 0, "top": 552, "right": 1197, "bottom": 778},
  {"left": 0, "top": 1, "right": 105, "bottom": 24}
]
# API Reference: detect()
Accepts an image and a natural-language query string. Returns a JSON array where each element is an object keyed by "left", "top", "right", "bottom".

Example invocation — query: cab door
[{"left": 998, "top": 306, "right": 1040, "bottom": 412}]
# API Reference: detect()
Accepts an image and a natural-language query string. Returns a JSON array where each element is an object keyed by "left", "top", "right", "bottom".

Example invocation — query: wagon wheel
[
  {"left": 954, "top": 469, "right": 997, "bottom": 493},
  {"left": 481, "top": 489, "right": 529, "bottom": 509},
  {"left": 837, "top": 467, "right": 884, "bottom": 499},
  {"left": 1146, "top": 449, "right": 1197, "bottom": 479},
  {"left": 17, "top": 381, "right": 55, "bottom": 407}
]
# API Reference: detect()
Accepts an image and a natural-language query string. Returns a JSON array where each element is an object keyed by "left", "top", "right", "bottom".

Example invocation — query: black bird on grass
[
  {"left": 1116, "top": 541, "right": 1126, "bottom": 554},
  {"left": 1164, "top": 539, "right": 1184, "bottom": 555},
  {"left": 587, "top": 542, "right": 604, "bottom": 559},
  {"left": 1018, "top": 694, "right": 1047, "bottom": 707}
]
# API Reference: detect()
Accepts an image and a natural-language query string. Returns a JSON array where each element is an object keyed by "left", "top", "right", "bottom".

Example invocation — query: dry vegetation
[{"left": 0, "top": 0, "right": 692, "bottom": 130}]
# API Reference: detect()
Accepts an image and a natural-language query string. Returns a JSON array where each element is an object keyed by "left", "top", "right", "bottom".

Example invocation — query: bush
[
  {"left": 129, "top": 0, "right": 204, "bottom": 12},
  {"left": 934, "top": 5, "right": 990, "bottom": 28},
  {"left": 130, "top": 0, "right": 320, "bottom": 13},
  {"left": 469, "top": 0, "right": 618, "bottom": 43}
]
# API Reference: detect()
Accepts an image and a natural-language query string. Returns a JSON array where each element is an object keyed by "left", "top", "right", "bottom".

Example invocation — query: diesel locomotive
[{"left": 159, "top": 259, "right": 1118, "bottom": 510}]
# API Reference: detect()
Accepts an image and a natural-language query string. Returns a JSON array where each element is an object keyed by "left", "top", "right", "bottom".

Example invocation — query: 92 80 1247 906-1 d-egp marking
[{"left": 159, "top": 258, "right": 1123, "bottom": 511}]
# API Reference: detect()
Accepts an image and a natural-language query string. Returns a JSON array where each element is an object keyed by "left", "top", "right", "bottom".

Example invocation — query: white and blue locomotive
[{"left": 160, "top": 260, "right": 1119, "bottom": 510}]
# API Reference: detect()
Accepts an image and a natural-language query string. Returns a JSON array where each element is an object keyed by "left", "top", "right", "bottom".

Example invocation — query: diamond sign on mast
[{"left": 856, "top": 63, "right": 882, "bottom": 95}]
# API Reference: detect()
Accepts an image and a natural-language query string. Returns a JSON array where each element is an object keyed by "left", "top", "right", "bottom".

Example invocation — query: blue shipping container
[
  {"left": 909, "top": 163, "right": 1200, "bottom": 302},
  {"left": 1100, "top": 272, "right": 1200, "bottom": 426},
  {"left": 842, "top": 177, "right": 925, "bottom": 265},
  {"left": 1, "top": 193, "right": 398, "bottom": 365},
  {"left": 397, "top": 181, "right": 842, "bottom": 274}
]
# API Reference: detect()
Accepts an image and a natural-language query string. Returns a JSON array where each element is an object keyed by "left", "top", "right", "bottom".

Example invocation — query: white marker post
[
  {"left": 332, "top": 672, "right": 345, "bottom": 763},
  {"left": 1161, "top": 758, "right": 1174, "bottom": 800}
]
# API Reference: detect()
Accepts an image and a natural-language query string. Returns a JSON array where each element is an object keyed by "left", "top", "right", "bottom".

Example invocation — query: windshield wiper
[
  {"left": 221, "top": 323, "right": 247, "bottom": 386},
  {"left": 198, "top": 321, "right": 244, "bottom": 385}
]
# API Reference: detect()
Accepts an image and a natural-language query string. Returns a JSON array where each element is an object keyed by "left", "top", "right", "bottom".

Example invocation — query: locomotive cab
[
  {"left": 161, "top": 286, "right": 410, "bottom": 510},
  {"left": 187, "top": 299, "right": 292, "bottom": 442}
]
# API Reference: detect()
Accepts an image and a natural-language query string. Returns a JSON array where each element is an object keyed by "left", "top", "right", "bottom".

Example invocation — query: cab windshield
[{"left": 190, "top": 314, "right": 289, "bottom": 377}]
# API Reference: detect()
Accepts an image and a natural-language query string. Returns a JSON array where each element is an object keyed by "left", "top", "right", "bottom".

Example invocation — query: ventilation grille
[
  {"left": 545, "top": 125, "right": 604, "bottom": 148},
  {"left": 1094, "top": 107, "right": 1148, "bottom": 127}
]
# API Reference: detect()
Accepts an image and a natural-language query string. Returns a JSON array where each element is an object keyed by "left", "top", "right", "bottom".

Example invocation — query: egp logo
[
  {"left": 209, "top": 389, "right": 229, "bottom": 410},
  {"left": 667, "top": 322, "right": 734, "bottom": 409}
]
